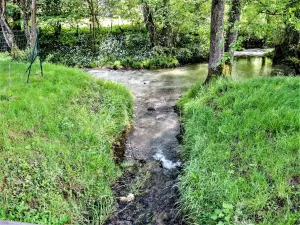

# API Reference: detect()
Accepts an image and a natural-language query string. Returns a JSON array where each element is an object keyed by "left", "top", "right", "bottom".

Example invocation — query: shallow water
[
  {"left": 153, "top": 56, "right": 292, "bottom": 83},
  {"left": 87, "top": 52, "right": 292, "bottom": 225}
]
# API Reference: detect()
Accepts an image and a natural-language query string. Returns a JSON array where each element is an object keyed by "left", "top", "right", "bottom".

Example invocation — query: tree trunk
[
  {"left": 30, "top": 0, "right": 37, "bottom": 47},
  {"left": 161, "top": 0, "right": 171, "bottom": 47},
  {"left": 86, "top": 0, "right": 99, "bottom": 36},
  {"left": 223, "top": 0, "right": 242, "bottom": 76},
  {"left": 24, "top": 15, "right": 30, "bottom": 43},
  {"left": 205, "top": 0, "right": 225, "bottom": 84},
  {"left": 0, "top": 0, "right": 17, "bottom": 49},
  {"left": 141, "top": 0, "right": 156, "bottom": 47}
]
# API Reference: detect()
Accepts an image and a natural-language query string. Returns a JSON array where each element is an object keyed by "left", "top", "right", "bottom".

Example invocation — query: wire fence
[
  {"left": 0, "top": 29, "right": 43, "bottom": 85},
  {"left": 0, "top": 30, "right": 28, "bottom": 52}
]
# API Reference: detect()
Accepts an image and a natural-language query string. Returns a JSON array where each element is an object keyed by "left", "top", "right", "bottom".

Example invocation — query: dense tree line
[{"left": 0, "top": 0, "right": 299, "bottom": 75}]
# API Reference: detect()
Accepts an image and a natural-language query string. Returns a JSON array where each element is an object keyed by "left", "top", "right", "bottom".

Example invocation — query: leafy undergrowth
[
  {"left": 178, "top": 78, "right": 300, "bottom": 224},
  {"left": 39, "top": 26, "right": 209, "bottom": 69},
  {"left": 0, "top": 56, "right": 133, "bottom": 224}
]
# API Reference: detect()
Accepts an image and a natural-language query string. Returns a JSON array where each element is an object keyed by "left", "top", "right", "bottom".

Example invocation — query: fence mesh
[
  {"left": 0, "top": 29, "right": 42, "bottom": 85},
  {"left": 0, "top": 30, "right": 28, "bottom": 52}
]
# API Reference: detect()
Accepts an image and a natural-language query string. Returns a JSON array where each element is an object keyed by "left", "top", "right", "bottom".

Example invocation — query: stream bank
[
  {"left": 88, "top": 68, "right": 197, "bottom": 225},
  {"left": 87, "top": 52, "right": 293, "bottom": 225}
]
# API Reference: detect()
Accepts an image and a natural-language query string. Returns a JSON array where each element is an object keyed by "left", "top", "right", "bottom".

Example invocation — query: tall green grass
[
  {"left": 178, "top": 78, "right": 300, "bottom": 224},
  {"left": 0, "top": 54, "right": 133, "bottom": 224}
]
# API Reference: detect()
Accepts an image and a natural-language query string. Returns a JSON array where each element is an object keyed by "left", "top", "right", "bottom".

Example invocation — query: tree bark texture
[
  {"left": 161, "top": 0, "right": 172, "bottom": 47},
  {"left": 30, "top": 0, "right": 37, "bottom": 46},
  {"left": 205, "top": 0, "right": 225, "bottom": 84},
  {"left": 0, "top": 0, "right": 16, "bottom": 49}
]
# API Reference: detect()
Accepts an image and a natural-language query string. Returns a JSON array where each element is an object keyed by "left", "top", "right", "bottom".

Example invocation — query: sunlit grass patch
[
  {"left": 0, "top": 54, "right": 133, "bottom": 224},
  {"left": 179, "top": 77, "right": 300, "bottom": 224}
]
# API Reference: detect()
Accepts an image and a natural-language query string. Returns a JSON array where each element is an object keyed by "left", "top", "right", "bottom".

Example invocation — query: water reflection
[
  {"left": 89, "top": 55, "right": 294, "bottom": 92},
  {"left": 171, "top": 56, "right": 294, "bottom": 82},
  {"left": 231, "top": 56, "right": 292, "bottom": 80}
]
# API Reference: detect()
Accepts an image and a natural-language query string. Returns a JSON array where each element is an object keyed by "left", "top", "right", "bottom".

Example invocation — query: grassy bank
[
  {"left": 0, "top": 55, "right": 133, "bottom": 224},
  {"left": 178, "top": 78, "right": 300, "bottom": 224}
]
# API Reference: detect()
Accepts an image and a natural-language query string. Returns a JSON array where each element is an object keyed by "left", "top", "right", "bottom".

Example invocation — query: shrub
[
  {"left": 39, "top": 25, "right": 210, "bottom": 69},
  {"left": 113, "top": 60, "right": 121, "bottom": 70},
  {"left": 132, "top": 61, "right": 143, "bottom": 69}
]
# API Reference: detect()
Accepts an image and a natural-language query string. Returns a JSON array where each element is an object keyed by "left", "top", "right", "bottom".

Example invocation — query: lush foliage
[
  {"left": 239, "top": 0, "right": 299, "bottom": 46},
  {"left": 0, "top": 54, "right": 133, "bottom": 224},
  {"left": 178, "top": 77, "right": 300, "bottom": 224},
  {"left": 2, "top": 0, "right": 298, "bottom": 71},
  {"left": 38, "top": 25, "right": 209, "bottom": 69}
]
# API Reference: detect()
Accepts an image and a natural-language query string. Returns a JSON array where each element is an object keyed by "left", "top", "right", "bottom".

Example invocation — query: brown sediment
[{"left": 113, "top": 127, "right": 132, "bottom": 164}]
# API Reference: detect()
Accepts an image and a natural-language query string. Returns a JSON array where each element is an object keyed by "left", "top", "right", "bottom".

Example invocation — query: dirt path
[{"left": 88, "top": 67, "right": 203, "bottom": 225}]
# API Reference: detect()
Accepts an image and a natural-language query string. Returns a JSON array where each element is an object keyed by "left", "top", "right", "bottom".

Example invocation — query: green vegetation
[
  {"left": 39, "top": 25, "right": 207, "bottom": 69},
  {"left": 1, "top": 0, "right": 299, "bottom": 223},
  {"left": 178, "top": 78, "right": 300, "bottom": 224},
  {"left": 0, "top": 54, "right": 133, "bottom": 224},
  {"left": 1, "top": 0, "right": 299, "bottom": 73}
]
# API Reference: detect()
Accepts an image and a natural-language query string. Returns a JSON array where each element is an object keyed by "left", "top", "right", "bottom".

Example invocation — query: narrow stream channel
[{"left": 87, "top": 51, "right": 292, "bottom": 225}]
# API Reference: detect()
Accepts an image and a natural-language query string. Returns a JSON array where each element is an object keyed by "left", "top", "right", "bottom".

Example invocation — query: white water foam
[{"left": 153, "top": 152, "right": 181, "bottom": 169}]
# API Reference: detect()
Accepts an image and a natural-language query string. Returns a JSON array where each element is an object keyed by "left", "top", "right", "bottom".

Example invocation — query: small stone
[{"left": 119, "top": 193, "right": 135, "bottom": 202}]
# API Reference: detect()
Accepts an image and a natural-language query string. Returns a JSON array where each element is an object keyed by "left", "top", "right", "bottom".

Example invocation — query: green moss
[
  {"left": 179, "top": 77, "right": 300, "bottom": 224},
  {"left": 0, "top": 56, "right": 133, "bottom": 224}
]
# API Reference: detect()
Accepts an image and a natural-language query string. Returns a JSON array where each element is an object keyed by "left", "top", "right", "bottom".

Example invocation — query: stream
[{"left": 87, "top": 51, "right": 293, "bottom": 225}]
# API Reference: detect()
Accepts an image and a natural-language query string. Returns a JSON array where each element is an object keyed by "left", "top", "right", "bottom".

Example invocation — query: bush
[
  {"left": 113, "top": 60, "right": 121, "bottom": 70},
  {"left": 39, "top": 25, "right": 209, "bottom": 69},
  {"left": 132, "top": 61, "right": 143, "bottom": 69}
]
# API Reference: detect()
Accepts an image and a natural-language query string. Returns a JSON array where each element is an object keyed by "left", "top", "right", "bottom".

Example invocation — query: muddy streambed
[{"left": 87, "top": 52, "right": 292, "bottom": 225}]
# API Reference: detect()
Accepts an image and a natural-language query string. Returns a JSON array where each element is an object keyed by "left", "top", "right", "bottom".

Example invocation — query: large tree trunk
[
  {"left": 0, "top": 0, "right": 17, "bottom": 49},
  {"left": 161, "top": 0, "right": 171, "bottom": 47},
  {"left": 205, "top": 0, "right": 225, "bottom": 84},
  {"left": 223, "top": 0, "right": 242, "bottom": 76},
  {"left": 141, "top": 0, "right": 156, "bottom": 47}
]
